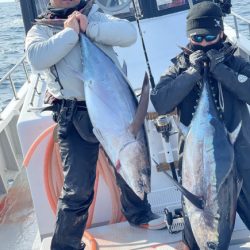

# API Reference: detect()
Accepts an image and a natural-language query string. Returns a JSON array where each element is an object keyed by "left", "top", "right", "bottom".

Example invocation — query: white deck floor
[
  {"left": 41, "top": 222, "right": 250, "bottom": 250},
  {"left": 0, "top": 168, "right": 40, "bottom": 250}
]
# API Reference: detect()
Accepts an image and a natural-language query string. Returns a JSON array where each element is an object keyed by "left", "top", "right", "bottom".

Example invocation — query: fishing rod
[{"left": 131, "top": 0, "right": 155, "bottom": 88}]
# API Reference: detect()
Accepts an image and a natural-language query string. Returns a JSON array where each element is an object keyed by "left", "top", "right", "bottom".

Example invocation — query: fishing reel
[
  {"left": 213, "top": 0, "right": 232, "bottom": 15},
  {"left": 154, "top": 115, "right": 173, "bottom": 142},
  {"left": 154, "top": 115, "right": 179, "bottom": 180}
]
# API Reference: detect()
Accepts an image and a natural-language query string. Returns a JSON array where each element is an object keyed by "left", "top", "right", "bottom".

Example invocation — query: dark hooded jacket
[
  {"left": 151, "top": 42, "right": 250, "bottom": 149},
  {"left": 151, "top": 41, "right": 250, "bottom": 246}
]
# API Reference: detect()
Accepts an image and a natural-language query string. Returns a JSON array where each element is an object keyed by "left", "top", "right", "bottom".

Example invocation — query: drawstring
[{"left": 218, "top": 81, "right": 224, "bottom": 112}]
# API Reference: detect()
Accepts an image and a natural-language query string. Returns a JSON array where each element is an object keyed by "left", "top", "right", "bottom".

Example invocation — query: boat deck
[
  {"left": 0, "top": 168, "right": 40, "bottom": 250},
  {"left": 1, "top": 155, "right": 249, "bottom": 250},
  {"left": 41, "top": 222, "right": 250, "bottom": 250}
]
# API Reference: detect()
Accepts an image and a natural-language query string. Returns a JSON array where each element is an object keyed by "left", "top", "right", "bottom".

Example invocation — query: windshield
[
  {"left": 156, "top": 0, "right": 187, "bottom": 10},
  {"left": 33, "top": 0, "right": 203, "bottom": 19},
  {"left": 95, "top": 0, "right": 205, "bottom": 19}
]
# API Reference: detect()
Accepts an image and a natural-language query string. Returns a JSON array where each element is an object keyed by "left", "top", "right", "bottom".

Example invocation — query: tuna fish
[
  {"left": 80, "top": 34, "right": 151, "bottom": 200},
  {"left": 181, "top": 65, "right": 242, "bottom": 249},
  {"left": 35, "top": 20, "right": 151, "bottom": 200}
]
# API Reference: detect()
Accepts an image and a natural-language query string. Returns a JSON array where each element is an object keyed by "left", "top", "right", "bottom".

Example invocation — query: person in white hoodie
[{"left": 25, "top": 1, "right": 165, "bottom": 249}]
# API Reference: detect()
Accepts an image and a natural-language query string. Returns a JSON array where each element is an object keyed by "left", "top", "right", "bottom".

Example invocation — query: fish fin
[
  {"left": 153, "top": 159, "right": 204, "bottom": 210},
  {"left": 167, "top": 172, "right": 204, "bottom": 209},
  {"left": 177, "top": 122, "right": 189, "bottom": 138},
  {"left": 122, "top": 60, "right": 128, "bottom": 76},
  {"left": 228, "top": 121, "right": 242, "bottom": 144},
  {"left": 129, "top": 72, "right": 149, "bottom": 137},
  {"left": 93, "top": 128, "right": 105, "bottom": 146},
  {"left": 237, "top": 176, "right": 243, "bottom": 198}
]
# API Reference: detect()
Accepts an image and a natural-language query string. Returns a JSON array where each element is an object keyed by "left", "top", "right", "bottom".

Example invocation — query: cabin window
[
  {"left": 97, "top": 0, "right": 132, "bottom": 10},
  {"left": 96, "top": 0, "right": 140, "bottom": 20},
  {"left": 156, "top": 0, "right": 187, "bottom": 11},
  {"left": 33, "top": 0, "right": 204, "bottom": 23},
  {"left": 152, "top": 0, "right": 204, "bottom": 17}
]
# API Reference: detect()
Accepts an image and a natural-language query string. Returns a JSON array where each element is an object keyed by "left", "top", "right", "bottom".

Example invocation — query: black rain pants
[{"left": 50, "top": 101, "right": 154, "bottom": 250}]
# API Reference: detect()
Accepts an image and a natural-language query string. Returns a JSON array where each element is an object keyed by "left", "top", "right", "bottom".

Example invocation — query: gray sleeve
[
  {"left": 86, "top": 11, "right": 137, "bottom": 47},
  {"left": 212, "top": 56, "right": 250, "bottom": 104},
  {"left": 150, "top": 66, "right": 202, "bottom": 115},
  {"left": 25, "top": 25, "right": 79, "bottom": 71}
]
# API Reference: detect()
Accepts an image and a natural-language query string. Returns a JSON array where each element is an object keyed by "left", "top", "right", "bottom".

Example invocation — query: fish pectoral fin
[
  {"left": 177, "top": 122, "right": 189, "bottom": 138},
  {"left": 122, "top": 60, "right": 128, "bottom": 76},
  {"left": 153, "top": 159, "right": 204, "bottom": 210},
  {"left": 129, "top": 72, "right": 149, "bottom": 137},
  {"left": 228, "top": 121, "right": 242, "bottom": 144},
  {"left": 93, "top": 128, "right": 104, "bottom": 145}
]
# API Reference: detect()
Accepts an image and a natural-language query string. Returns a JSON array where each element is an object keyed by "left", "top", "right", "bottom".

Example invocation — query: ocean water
[
  {"left": 0, "top": 2, "right": 26, "bottom": 109},
  {"left": 0, "top": 0, "right": 249, "bottom": 109},
  {"left": 225, "top": 0, "right": 250, "bottom": 38}
]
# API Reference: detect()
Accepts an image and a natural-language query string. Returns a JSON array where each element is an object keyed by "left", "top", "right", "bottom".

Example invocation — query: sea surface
[
  {"left": 0, "top": 1, "right": 250, "bottom": 109},
  {"left": 0, "top": 1, "right": 26, "bottom": 110}
]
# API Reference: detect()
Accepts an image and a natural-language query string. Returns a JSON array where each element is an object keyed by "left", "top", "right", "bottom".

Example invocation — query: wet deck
[
  {"left": 40, "top": 222, "right": 250, "bottom": 250},
  {"left": 0, "top": 168, "right": 40, "bottom": 250},
  {"left": 0, "top": 168, "right": 250, "bottom": 250}
]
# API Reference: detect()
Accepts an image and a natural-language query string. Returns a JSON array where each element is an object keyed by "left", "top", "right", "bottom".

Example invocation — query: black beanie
[{"left": 186, "top": 1, "right": 224, "bottom": 36}]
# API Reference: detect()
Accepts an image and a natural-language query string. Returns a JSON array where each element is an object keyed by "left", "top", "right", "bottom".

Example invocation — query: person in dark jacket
[
  {"left": 150, "top": 1, "right": 250, "bottom": 249},
  {"left": 26, "top": 1, "right": 164, "bottom": 249}
]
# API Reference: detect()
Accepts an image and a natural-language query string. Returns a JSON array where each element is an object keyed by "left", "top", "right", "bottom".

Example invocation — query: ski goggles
[{"left": 190, "top": 34, "right": 219, "bottom": 43}]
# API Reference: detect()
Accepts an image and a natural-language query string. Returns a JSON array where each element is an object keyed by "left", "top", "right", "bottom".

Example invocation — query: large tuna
[
  {"left": 181, "top": 66, "right": 242, "bottom": 249},
  {"left": 80, "top": 34, "right": 151, "bottom": 200},
  {"left": 35, "top": 18, "right": 151, "bottom": 200}
]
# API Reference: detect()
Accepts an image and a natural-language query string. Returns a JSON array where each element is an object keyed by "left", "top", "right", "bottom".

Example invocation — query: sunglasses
[{"left": 190, "top": 34, "right": 219, "bottom": 43}]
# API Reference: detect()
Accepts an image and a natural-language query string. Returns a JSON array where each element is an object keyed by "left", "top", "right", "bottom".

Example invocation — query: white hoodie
[{"left": 25, "top": 4, "right": 137, "bottom": 100}]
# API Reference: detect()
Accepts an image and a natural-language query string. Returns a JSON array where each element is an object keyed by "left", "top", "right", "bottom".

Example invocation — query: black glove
[
  {"left": 189, "top": 50, "right": 207, "bottom": 74},
  {"left": 207, "top": 49, "right": 225, "bottom": 73}
]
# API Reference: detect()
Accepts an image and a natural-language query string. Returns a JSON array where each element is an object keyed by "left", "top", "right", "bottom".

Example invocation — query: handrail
[
  {"left": 29, "top": 73, "right": 41, "bottom": 107},
  {"left": 229, "top": 11, "right": 250, "bottom": 39},
  {"left": 0, "top": 55, "right": 30, "bottom": 102}
]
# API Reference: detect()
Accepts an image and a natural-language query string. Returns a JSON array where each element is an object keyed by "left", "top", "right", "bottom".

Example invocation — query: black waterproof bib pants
[{"left": 50, "top": 102, "right": 154, "bottom": 250}]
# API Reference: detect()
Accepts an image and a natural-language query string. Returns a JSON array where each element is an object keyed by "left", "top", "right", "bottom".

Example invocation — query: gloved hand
[
  {"left": 207, "top": 49, "right": 225, "bottom": 73},
  {"left": 189, "top": 50, "right": 207, "bottom": 74}
]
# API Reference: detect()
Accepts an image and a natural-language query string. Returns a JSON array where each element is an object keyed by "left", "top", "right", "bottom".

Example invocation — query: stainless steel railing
[
  {"left": 230, "top": 11, "right": 250, "bottom": 39},
  {"left": 0, "top": 55, "right": 30, "bottom": 114},
  {"left": 29, "top": 73, "right": 42, "bottom": 108}
]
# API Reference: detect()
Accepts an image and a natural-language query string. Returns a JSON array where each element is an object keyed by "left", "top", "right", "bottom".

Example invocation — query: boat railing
[
  {"left": 29, "top": 73, "right": 42, "bottom": 109},
  {"left": 0, "top": 55, "right": 32, "bottom": 196},
  {"left": 230, "top": 11, "right": 250, "bottom": 39},
  {"left": 0, "top": 55, "right": 31, "bottom": 118}
]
